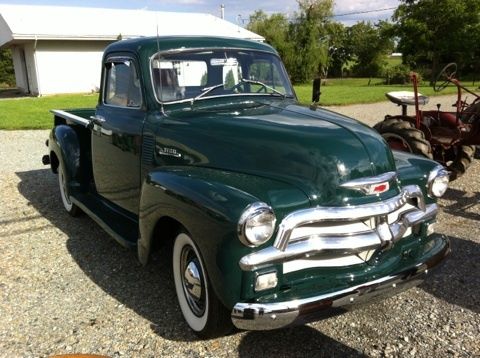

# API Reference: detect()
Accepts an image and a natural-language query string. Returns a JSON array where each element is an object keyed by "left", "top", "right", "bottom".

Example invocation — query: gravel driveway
[{"left": 0, "top": 98, "right": 479, "bottom": 357}]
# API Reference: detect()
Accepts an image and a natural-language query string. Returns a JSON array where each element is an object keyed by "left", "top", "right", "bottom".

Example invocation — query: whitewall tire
[
  {"left": 172, "top": 232, "right": 231, "bottom": 338},
  {"left": 58, "top": 162, "right": 81, "bottom": 216}
]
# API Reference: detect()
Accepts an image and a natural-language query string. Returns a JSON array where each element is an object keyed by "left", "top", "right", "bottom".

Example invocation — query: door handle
[{"left": 90, "top": 115, "right": 106, "bottom": 125}]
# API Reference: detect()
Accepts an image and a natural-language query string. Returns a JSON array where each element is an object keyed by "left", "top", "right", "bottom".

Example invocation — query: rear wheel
[
  {"left": 58, "top": 162, "right": 81, "bottom": 216},
  {"left": 374, "top": 119, "right": 433, "bottom": 159},
  {"left": 172, "top": 232, "right": 232, "bottom": 338},
  {"left": 446, "top": 145, "right": 475, "bottom": 180}
]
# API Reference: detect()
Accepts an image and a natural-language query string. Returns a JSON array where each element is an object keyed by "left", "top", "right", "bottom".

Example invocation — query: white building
[{"left": 0, "top": 4, "right": 263, "bottom": 95}]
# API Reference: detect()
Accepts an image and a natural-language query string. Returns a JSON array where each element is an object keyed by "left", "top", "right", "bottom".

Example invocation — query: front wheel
[
  {"left": 172, "top": 232, "right": 232, "bottom": 338},
  {"left": 58, "top": 162, "right": 81, "bottom": 216}
]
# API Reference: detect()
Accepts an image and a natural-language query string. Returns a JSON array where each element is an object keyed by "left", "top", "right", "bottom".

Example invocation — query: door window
[{"left": 104, "top": 60, "right": 142, "bottom": 108}]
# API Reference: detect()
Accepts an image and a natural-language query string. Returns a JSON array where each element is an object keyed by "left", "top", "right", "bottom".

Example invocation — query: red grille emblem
[{"left": 373, "top": 183, "right": 388, "bottom": 193}]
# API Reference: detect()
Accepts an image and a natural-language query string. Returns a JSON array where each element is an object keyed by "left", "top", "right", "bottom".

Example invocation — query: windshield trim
[{"left": 149, "top": 47, "right": 293, "bottom": 106}]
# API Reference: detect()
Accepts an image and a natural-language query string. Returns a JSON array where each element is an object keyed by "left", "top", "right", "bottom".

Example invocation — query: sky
[{"left": 1, "top": 0, "right": 401, "bottom": 25}]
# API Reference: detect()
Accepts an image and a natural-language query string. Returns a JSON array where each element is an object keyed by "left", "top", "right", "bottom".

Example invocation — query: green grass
[
  {"left": 294, "top": 78, "right": 480, "bottom": 106},
  {"left": 1, "top": 79, "right": 479, "bottom": 129},
  {"left": 0, "top": 93, "right": 98, "bottom": 129}
]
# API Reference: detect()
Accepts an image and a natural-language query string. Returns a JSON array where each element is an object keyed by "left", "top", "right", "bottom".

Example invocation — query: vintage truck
[{"left": 43, "top": 36, "right": 450, "bottom": 338}]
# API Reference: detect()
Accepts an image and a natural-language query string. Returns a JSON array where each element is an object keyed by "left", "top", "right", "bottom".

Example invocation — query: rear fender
[{"left": 49, "top": 125, "right": 81, "bottom": 184}]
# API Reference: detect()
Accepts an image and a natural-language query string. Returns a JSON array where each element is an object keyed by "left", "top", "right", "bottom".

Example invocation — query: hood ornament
[{"left": 340, "top": 171, "right": 396, "bottom": 195}]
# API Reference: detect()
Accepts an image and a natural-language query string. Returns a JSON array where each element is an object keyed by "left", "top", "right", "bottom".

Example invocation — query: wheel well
[
  {"left": 151, "top": 216, "right": 184, "bottom": 255},
  {"left": 50, "top": 151, "right": 59, "bottom": 173}
]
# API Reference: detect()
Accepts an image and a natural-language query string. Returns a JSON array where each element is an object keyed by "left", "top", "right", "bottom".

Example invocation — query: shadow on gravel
[
  {"left": 16, "top": 169, "right": 197, "bottom": 342},
  {"left": 420, "top": 235, "right": 480, "bottom": 314},
  {"left": 238, "top": 326, "right": 366, "bottom": 357},
  {"left": 442, "top": 187, "right": 480, "bottom": 221},
  {"left": 16, "top": 168, "right": 364, "bottom": 355}
]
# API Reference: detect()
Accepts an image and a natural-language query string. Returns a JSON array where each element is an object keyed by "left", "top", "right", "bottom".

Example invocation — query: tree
[
  {"left": 393, "top": 0, "right": 480, "bottom": 82},
  {"left": 248, "top": 2, "right": 334, "bottom": 83},
  {"left": 247, "top": 10, "right": 295, "bottom": 72},
  {"left": 346, "top": 21, "right": 394, "bottom": 78},
  {"left": 287, "top": 0, "right": 334, "bottom": 83},
  {"left": 0, "top": 49, "right": 15, "bottom": 87},
  {"left": 324, "top": 22, "right": 351, "bottom": 78}
]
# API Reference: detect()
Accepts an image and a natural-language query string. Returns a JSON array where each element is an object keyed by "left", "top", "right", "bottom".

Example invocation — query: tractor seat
[{"left": 386, "top": 91, "right": 429, "bottom": 106}]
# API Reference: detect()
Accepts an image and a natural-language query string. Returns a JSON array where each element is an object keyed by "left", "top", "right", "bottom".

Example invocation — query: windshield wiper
[
  {"left": 240, "top": 79, "right": 287, "bottom": 98},
  {"left": 191, "top": 83, "right": 225, "bottom": 104}
]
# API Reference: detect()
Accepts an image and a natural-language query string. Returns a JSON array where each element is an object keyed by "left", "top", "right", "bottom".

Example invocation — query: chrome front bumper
[{"left": 232, "top": 234, "right": 449, "bottom": 330}]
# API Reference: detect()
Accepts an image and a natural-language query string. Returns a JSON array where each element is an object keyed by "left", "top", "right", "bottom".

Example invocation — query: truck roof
[{"left": 104, "top": 36, "right": 277, "bottom": 57}]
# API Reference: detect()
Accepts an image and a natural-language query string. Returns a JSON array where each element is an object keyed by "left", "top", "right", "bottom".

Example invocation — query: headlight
[
  {"left": 238, "top": 202, "right": 276, "bottom": 247},
  {"left": 427, "top": 166, "right": 449, "bottom": 198}
]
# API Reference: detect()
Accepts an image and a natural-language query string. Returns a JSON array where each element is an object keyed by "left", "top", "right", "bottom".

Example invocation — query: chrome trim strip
[
  {"left": 340, "top": 171, "right": 397, "bottom": 189},
  {"left": 240, "top": 203, "right": 438, "bottom": 271},
  {"left": 232, "top": 235, "right": 449, "bottom": 330},
  {"left": 50, "top": 110, "right": 90, "bottom": 128},
  {"left": 240, "top": 232, "right": 381, "bottom": 271},
  {"left": 274, "top": 185, "right": 425, "bottom": 251}
]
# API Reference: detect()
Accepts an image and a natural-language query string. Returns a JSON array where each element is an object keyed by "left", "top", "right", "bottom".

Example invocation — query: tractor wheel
[
  {"left": 373, "top": 119, "right": 433, "bottom": 159},
  {"left": 447, "top": 145, "right": 475, "bottom": 181}
]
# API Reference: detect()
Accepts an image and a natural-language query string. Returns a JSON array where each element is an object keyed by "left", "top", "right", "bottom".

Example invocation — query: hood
[{"left": 149, "top": 99, "right": 398, "bottom": 206}]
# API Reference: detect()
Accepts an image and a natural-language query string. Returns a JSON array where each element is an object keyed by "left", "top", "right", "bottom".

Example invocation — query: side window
[{"left": 104, "top": 60, "right": 142, "bottom": 108}]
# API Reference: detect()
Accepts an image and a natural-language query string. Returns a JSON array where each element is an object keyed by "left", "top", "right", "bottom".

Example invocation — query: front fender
[
  {"left": 138, "top": 166, "right": 309, "bottom": 308},
  {"left": 49, "top": 125, "right": 81, "bottom": 182},
  {"left": 393, "top": 150, "right": 442, "bottom": 204}
]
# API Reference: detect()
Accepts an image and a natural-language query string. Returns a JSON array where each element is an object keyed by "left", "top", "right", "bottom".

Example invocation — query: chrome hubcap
[{"left": 181, "top": 246, "right": 205, "bottom": 316}]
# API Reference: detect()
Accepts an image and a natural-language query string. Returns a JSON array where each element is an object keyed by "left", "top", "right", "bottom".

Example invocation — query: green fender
[
  {"left": 137, "top": 166, "right": 310, "bottom": 308},
  {"left": 49, "top": 125, "right": 81, "bottom": 188},
  {"left": 393, "top": 150, "right": 441, "bottom": 205}
]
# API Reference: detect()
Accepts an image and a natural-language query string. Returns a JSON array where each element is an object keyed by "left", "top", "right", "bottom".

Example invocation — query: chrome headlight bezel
[
  {"left": 427, "top": 165, "right": 449, "bottom": 198},
  {"left": 238, "top": 202, "right": 276, "bottom": 247}
]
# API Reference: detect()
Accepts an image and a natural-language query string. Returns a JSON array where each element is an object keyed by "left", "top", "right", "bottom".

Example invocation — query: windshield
[{"left": 151, "top": 49, "right": 295, "bottom": 103}]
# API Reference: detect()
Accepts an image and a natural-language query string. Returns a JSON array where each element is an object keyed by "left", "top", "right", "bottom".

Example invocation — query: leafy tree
[
  {"left": 248, "top": 3, "right": 334, "bottom": 83},
  {"left": 346, "top": 21, "right": 394, "bottom": 78},
  {"left": 324, "top": 22, "right": 351, "bottom": 78},
  {"left": 224, "top": 69, "right": 236, "bottom": 88},
  {"left": 247, "top": 10, "right": 295, "bottom": 73},
  {"left": 0, "top": 49, "right": 15, "bottom": 87},
  {"left": 393, "top": 0, "right": 480, "bottom": 82},
  {"left": 287, "top": 0, "right": 334, "bottom": 83}
]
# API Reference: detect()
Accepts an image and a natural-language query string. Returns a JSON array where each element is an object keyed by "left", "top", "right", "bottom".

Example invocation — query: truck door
[{"left": 91, "top": 56, "right": 145, "bottom": 214}]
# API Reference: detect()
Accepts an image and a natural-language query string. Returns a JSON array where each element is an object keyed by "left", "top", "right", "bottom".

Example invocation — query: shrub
[{"left": 384, "top": 64, "right": 412, "bottom": 84}]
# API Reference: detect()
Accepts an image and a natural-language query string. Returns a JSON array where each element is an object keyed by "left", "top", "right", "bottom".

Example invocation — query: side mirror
[{"left": 310, "top": 77, "right": 321, "bottom": 110}]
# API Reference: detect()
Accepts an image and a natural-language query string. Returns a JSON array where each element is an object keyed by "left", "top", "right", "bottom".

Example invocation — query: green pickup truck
[{"left": 43, "top": 36, "right": 450, "bottom": 338}]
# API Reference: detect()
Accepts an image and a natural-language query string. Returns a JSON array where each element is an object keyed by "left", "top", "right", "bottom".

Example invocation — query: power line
[{"left": 333, "top": 7, "right": 397, "bottom": 17}]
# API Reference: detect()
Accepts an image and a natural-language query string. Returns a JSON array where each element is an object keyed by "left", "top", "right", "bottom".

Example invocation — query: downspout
[{"left": 32, "top": 35, "right": 42, "bottom": 95}]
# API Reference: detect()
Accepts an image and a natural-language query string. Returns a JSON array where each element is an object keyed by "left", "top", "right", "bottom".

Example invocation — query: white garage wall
[
  {"left": 35, "top": 41, "right": 111, "bottom": 95},
  {"left": 10, "top": 46, "right": 28, "bottom": 92}
]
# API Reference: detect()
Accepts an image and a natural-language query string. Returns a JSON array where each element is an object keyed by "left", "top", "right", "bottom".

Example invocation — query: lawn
[
  {"left": 0, "top": 93, "right": 98, "bottom": 130},
  {"left": 294, "top": 77, "right": 479, "bottom": 105},
  {"left": 1, "top": 79, "right": 478, "bottom": 129}
]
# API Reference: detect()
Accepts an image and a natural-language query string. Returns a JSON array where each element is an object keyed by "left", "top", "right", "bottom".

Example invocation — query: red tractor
[{"left": 374, "top": 63, "right": 480, "bottom": 180}]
